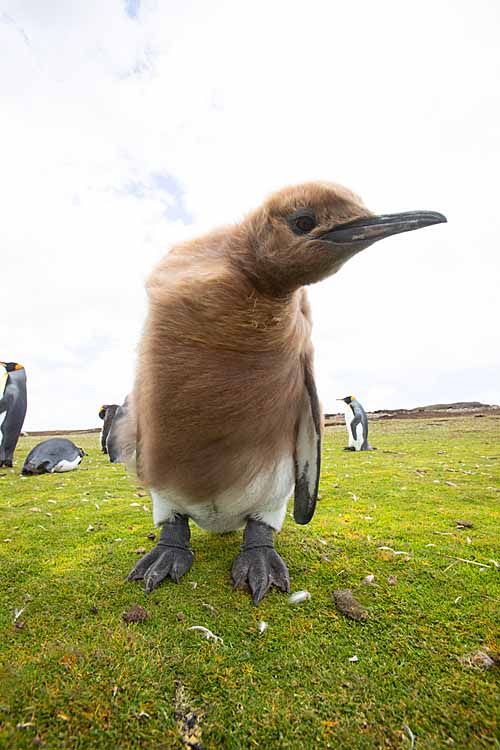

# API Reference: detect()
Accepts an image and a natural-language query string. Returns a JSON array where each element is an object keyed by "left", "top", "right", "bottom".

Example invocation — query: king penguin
[
  {"left": 105, "top": 396, "right": 130, "bottom": 463},
  {"left": 125, "top": 181, "right": 446, "bottom": 605},
  {"left": 339, "top": 395, "right": 373, "bottom": 451},
  {"left": 22, "top": 438, "right": 85, "bottom": 475},
  {"left": 98, "top": 404, "right": 119, "bottom": 454},
  {"left": 0, "top": 361, "right": 27, "bottom": 468}
]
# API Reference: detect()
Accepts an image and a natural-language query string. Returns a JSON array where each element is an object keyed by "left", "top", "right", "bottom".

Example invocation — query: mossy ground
[{"left": 0, "top": 417, "right": 499, "bottom": 749}]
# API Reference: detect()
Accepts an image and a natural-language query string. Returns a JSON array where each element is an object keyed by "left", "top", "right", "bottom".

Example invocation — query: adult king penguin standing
[
  {"left": 125, "top": 181, "right": 446, "bottom": 605},
  {"left": 339, "top": 395, "right": 373, "bottom": 451},
  {"left": 0, "top": 361, "right": 27, "bottom": 468}
]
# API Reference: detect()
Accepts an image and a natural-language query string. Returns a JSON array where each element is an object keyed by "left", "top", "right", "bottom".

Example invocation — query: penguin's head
[
  {"left": 245, "top": 182, "right": 446, "bottom": 294},
  {"left": 0, "top": 362, "right": 24, "bottom": 372},
  {"left": 339, "top": 395, "right": 355, "bottom": 405}
]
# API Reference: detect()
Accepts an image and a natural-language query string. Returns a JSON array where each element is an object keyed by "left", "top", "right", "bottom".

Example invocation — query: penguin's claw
[
  {"left": 127, "top": 545, "right": 194, "bottom": 592},
  {"left": 231, "top": 547, "right": 290, "bottom": 606}
]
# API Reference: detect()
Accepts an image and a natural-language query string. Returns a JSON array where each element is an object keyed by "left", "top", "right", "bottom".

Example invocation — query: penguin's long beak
[{"left": 319, "top": 211, "right": 447, "bottom": 245}]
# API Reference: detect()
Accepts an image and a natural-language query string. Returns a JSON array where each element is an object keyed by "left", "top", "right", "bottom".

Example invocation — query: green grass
[{"left": 0, "top": 417, "right": 499, "bottom": 749}]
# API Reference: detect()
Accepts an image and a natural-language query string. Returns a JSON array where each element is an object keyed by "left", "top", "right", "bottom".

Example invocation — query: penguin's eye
[{"left": 289, "top": 212, "right": 317, "bottom": 235}]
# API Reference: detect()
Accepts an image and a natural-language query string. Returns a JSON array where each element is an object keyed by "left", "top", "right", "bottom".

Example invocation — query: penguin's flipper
[
  {"left": 293, "top": 354, "right": 322, "bottom": 525},
  {"left": 350, "top": 415, "right": 362, "bottom": 443}
]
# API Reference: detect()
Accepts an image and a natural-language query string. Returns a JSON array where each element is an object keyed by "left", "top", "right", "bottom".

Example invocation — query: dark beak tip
[{"left": 427, "top": 211, "right": 447, "bottom": 225}]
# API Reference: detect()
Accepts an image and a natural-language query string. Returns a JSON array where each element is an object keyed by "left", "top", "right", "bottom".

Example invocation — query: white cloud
[{"left": 1, "top": 0, "right": 499, "bottom": 430}]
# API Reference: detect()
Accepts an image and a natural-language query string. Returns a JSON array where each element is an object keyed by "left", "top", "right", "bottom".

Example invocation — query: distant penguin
[
  {"left": 22, "top": 438, "right": 85, "bottom": 475},
  {"left": 0, "top": 361, "right": 27, "bottom": 468},
  {"left": 338, "top": 396, "right": 373, "bottom": 451},
  {"left": 98, "top": 404, "right": 119, "bottom": 454},
  {"left": 105, "top": 396, "right": 130, "bottom": 463}
]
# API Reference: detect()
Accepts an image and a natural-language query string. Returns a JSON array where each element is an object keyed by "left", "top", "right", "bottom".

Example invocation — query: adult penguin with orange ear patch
[
  {"left": 338, "top": 395, "right": 373, "bottom": 451},
  {"left": 127, "top": 182, "right": 446, "bottom": 605},
  {"left": 0, "top": 362, "right": 27, "bottom": 468}
]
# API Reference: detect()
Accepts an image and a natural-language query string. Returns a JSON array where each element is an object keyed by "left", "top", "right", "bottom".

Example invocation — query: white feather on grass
[
  {"left": 288, "top": 591, "right": 311, "bottom": 604},
  {"left": 188, "top": 626, "right": 223, "bottom": 643},
  {"left": 403, "top": 724, "right": 416, "bottom": 750}
]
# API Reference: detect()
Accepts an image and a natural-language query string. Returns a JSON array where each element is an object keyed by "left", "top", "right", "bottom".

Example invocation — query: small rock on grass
[
  {"left": 122, "top": 605, "right": 149, "bottom": 623},
  {"left": 460, "top": 648, "right": 499, "bottom": 670},
  {"left": 387, "top": 576, "right": 398, "bottom": 585},
  {"left": 456, "top": 520, "right": 473, "bottom": 528},
  {"left": 333, "top": 589, "right": 368, "bottom": 621},
  {"left": 147, "top": 532, "right": 156, "bottom": 541}
]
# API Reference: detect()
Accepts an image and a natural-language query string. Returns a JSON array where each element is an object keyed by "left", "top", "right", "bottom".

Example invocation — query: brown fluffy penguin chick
[{"left": 126, "top": 181, "right": 446, "bottom": 604}]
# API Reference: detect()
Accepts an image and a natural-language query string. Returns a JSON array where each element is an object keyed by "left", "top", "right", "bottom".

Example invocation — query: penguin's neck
[{"left": 149, "top": 247, "right": 306, "bottom": 356}]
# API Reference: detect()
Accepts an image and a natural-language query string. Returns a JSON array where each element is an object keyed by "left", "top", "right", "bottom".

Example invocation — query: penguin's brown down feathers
[{"left": 131, "top": 182, "right": 371, "bottom": 500}]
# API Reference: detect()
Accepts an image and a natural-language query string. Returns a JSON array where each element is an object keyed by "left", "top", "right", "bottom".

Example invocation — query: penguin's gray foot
[
  {"left": 343, "top": 446, "right": 355, "bottom": 452},
  {"left": 0, "top": 459, "right": 13, "bottom": 468},
  {"left": 231, "top": 519, "right": 290, "bottom": 606},
  {"left": 127, "top": 514, "right": 193, "bottom": 593}
]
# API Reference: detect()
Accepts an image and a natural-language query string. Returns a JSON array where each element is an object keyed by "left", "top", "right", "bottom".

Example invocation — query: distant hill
[{"left": 325, "top": 401, "right": 500, "bottom": 425}]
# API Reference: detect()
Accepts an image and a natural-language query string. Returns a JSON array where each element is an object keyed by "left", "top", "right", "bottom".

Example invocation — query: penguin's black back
[{"left": 22, "top": 438, "right": 82, "bottom": 475}]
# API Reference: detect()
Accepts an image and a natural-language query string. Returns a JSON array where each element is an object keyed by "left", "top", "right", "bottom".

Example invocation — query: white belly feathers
[
  {"left": 52, "top": 456, "right": 82, "bottom": 473},
  {"left": 151, "top": 455, "right": 295, "bottom": 533}
]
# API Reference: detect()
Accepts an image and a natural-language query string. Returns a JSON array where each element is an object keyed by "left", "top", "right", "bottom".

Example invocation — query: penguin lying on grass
[
  {"left": 0, "top": 361, "right": 27, "bottom": 468},
  {"left": 339, "top": 395, "right": 374, "bottom": 451},
  {"left": 124, "top": 181, "right": 446, "bottom": 605},
  {"left": 22, "top": 438, "right": 85, "bottom": 475}
]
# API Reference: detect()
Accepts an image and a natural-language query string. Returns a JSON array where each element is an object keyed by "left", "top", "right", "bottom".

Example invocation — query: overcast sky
[{"left": 1, "top": 0, "right": 499, "bottom": 430}]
